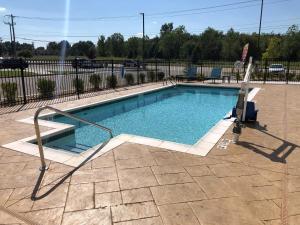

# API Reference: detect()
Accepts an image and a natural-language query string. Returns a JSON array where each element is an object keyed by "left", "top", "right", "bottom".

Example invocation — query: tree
[
  {"left": 126, "top": 37, "right": 140, "bottom": 58},
  {"left": 106, "top": 33, "right": 124, "bottom": 57},
  {"left": 70, "top": 41, "right": 95, "bottom": 56},
  {"left": 97, "top": 35, "right": 106, "bottom": 57},
  {"left": 17, "top": 50, "right": 33, "bottom": 58},
  {"left": 262, "top": 37, "right": 282, "bottom": 60},
  {"left": 221, "top": 28, "right": 241, "bottom": 61},
  {"left": 46, "top": 42, "right": 60, "bottom": 55},
  {"left": 87, "top": 46, "right": 97, "bottom": 59},
  {"left": 58, "top": 40, "right": 71, "bottom": 56},
  {"left": 281, "top": 25, "right": 300, "bottom": 60},
  {"left": 159, "top": 25, "right": 188, "bottom": 59},
  {"left": 160, "top": 23, "right": 173, "bottom": 36},
  {"left": 200, "top": 27, "right": 223, "bottom": 60}
]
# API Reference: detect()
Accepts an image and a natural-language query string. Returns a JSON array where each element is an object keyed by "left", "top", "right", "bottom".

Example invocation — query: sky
[{"left": 0, "top": 0, "right": 299, "bottom": 47}]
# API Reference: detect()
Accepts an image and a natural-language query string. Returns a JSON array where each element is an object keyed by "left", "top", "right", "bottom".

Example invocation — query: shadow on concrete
[
  {"left": 31, "top": 140, "right": 110, "bottom": 201},
  {"left": 237, "top": 122, "right": 299, "bottom": 164}
]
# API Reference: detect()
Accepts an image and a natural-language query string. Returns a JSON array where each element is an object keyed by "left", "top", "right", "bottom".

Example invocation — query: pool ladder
[
  {"left": 163, "top": 76, "right": 177, "bottom": 86},
  {"left": 34, "top": 106, "right": 113, "bottom": 171}
]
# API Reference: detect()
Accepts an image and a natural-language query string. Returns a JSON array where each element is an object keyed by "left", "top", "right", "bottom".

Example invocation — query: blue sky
[{"left": 0, "top": 0, "right": 299, "bottom": 47}]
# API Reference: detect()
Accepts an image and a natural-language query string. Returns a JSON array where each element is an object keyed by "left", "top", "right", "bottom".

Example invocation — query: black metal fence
[{"left": 0, "top": 58, "right": 299, "bottom": 113}]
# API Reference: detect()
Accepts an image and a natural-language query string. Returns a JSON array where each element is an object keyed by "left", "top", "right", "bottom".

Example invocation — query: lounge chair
[
  {"left": 176, "top": 66, "right": 197, "bottom": 82},
  {"left": 186, "top": 66, "right": 197, "bottom": 80},
  {"left": 205, "top": 67, "right": 222, "bottom": 83},
  {"left": 231, "top": 101, "right": 258, "bottom": 122}
]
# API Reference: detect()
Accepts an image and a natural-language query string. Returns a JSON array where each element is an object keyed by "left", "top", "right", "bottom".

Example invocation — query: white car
[{"left": 268, "top": 64, "right": 285, "bottom": 74}]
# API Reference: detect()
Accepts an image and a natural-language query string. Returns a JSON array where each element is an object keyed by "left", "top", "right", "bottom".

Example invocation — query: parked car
[
  {"left": 268, "top": 64, "right": 285, "bottom": 74},
  {"left": 123, "top": 59, "right": 147, "bottom": 69},
  {"left": 123, "top": 60, "right": 139, "bottom": 68},
  {"left": 0, "top": 58, "right": 28, "bottom": 69},
  {"left": 72, "top": 58, "right": 104, "bottom": 69}
]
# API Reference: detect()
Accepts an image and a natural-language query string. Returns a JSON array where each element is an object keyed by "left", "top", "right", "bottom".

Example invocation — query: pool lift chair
[{"left": 232, "top": 57, "right": 257, "bottom": 143}]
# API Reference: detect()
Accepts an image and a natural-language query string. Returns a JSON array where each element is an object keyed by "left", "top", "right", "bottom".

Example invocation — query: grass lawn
[{"left": 0, "top": 70, "right": 37, "bottom": 77}]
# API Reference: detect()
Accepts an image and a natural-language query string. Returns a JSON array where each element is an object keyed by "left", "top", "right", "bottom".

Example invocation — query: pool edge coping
[{"left": 2, "top": 84, "right": 260, "bottom": 167}]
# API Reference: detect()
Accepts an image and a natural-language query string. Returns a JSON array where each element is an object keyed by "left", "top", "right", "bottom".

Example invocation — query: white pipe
[{"left": 242, "top": 57, "right": 253, "bottom": 122}]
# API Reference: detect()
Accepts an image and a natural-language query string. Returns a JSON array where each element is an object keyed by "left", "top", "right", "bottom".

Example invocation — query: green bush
[
  {"left": 37, "top": 79, "right": 56, "bottom": 99},
  {"left": 73, "top": 78, "right": 84, "bottom": 94},
  {"left": 157, "top": 72, "right": 165, "bottom": 81},
  {"left": 89, "top": 74, "right": 102, "bottom": 90},
  {"left": 197, "top": 73, "right": 204, "bottom": 81},
  {"left": 139, "top": 73, "right": 146, "bottom": 83},
  {"left": 106, "top": 75, "right": 117, "bottom": 89},
  {"left": 1, "top": 82, "right": 17, "bottom": 104},
  {"left": 147, "top": 71, "right": 155, "bottom": 82},
  {"left": 125, "top": 73, "right": 134, "bottom": 85}
]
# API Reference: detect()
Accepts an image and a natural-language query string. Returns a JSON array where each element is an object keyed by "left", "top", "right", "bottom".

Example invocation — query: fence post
[
  {"left": 137, "top": 60, "right": 140, "bottom": 85},
  {"left": 263, "top": 60, "right": 267, "bottom": 84},
  {"left": 168, "top": 59, "right": 171, "bottom": 79},
  {"left": 111, "top": 59, "right": 114, "bottom": 77},
  {"left": 74, "top": 58, "right": 80, "bottom": 99},
  {"left": 200, "top": 62, "right": 203, "bottom": 83},
  {"left": 286, "top": 60, "right": 290, "bottom": 84},
  {"left": 155, "top": 59, "right": 158, "bottom": 82},
  {"left": 20, "top": 68, "right": 27, "bottom": 104}
]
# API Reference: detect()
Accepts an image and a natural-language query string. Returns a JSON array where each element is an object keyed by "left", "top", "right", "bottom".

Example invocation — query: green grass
[
  {"left": 0, "top": 70, "right": 37, "bottom": 77},
  {"left": 48, "top": 70, "right": 95, "bottom": 75}
]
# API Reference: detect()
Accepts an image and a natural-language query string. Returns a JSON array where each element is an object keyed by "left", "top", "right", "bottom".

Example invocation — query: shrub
[
  {"left": 197, "top": 73, "right": 204, "bottom": 81},
  {"left": 147, "top": 71, "right": 155, "bottom": 82},
  {"left": 106, "top": 75, "right": 117, "bottom": 89},
  {"left": 89, "top": 74, "right": 102, "bottom": 90},
  {"left": 139, "top": 73, "right": 146, "bottom": 83},
  {"left": 1, "top": 82, "right": 17, "bottom": 104},
  {"left": 157, "top": 72, "right": 165, "bottom": 81},
  {"left": 73, "top": 78, "right": 84, "bottom": 94},
  {"left": 37, "top": 79, "right": 56, "bottom": 99},
  {"left": 125, "top": 73, "right": 134, "bottom": 85}
]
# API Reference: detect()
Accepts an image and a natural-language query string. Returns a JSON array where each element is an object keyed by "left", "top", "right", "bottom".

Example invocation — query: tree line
[{"left": 0, "top": 23, "right": 299, "bottom": 61}]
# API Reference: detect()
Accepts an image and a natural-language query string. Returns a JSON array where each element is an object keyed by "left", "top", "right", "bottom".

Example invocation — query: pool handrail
[{"left": 33, "top": 105, "right": 113, "bottom": 171}]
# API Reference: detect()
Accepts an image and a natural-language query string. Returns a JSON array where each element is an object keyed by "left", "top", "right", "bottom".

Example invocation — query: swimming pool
[{"left": 40, "top": 85, "right": 239, "bottom": 153}]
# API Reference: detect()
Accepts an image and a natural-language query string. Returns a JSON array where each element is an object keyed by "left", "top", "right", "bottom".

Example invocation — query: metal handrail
[{"left": 34, "top": 106, "right": 113, "bottom": 171}]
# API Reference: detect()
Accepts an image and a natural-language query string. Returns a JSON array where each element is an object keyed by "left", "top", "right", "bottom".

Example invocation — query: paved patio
[{"left": 0, "top": 83, "right": 300, "bottom": 225}]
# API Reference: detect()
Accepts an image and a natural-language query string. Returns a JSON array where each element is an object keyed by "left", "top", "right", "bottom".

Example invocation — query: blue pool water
[{"left": 42, "top": 85, "right": 239, "bottom": 153}]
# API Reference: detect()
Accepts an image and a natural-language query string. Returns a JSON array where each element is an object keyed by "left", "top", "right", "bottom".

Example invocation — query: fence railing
[{"left": 0, "top": 58, "right": 299, "bottom": 110}]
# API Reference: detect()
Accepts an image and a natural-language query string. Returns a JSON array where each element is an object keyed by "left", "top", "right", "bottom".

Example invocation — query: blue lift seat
[{"left": 232, "top": 101, "right": 258, "bottom": 122}]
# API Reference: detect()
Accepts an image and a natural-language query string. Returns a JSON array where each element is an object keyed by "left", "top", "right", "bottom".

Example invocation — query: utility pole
[
  {"left": 258, "top": 0, "right": 264, "bottom": 58},
  {"left": 3, "top": 14, "right": 16, "bottom": 57},
  {"left": 11, "top": 14, "right": 16, "bottom": 57},
  {"left": 140, "top": 13, "right": 145, "bottom": 62}
]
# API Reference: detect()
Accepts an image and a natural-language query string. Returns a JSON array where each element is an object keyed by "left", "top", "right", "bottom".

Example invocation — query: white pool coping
[{"left": 2, "top": 84, "right": 260, "bottom": 167}]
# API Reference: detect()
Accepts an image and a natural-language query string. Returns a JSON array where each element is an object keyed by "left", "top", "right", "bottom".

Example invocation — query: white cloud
[
  {"left": 135, "top": 32, "right": 143, "bottom": 37},
  {"left": 152, "top": 21, "right": 157, "bottom": 25},
  {"left": 0, "top": 7, "right": 6, "bottom": 12}
]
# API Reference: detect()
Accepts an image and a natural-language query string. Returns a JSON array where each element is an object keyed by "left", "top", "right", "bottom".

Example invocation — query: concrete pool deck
[{"left": 0, "top": 83, "right": 300, "bottom": 225}]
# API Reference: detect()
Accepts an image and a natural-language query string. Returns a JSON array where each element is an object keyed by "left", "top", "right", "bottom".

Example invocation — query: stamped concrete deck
[{"left": 0, "top": 83, "right": 300, "bottom": 225}]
